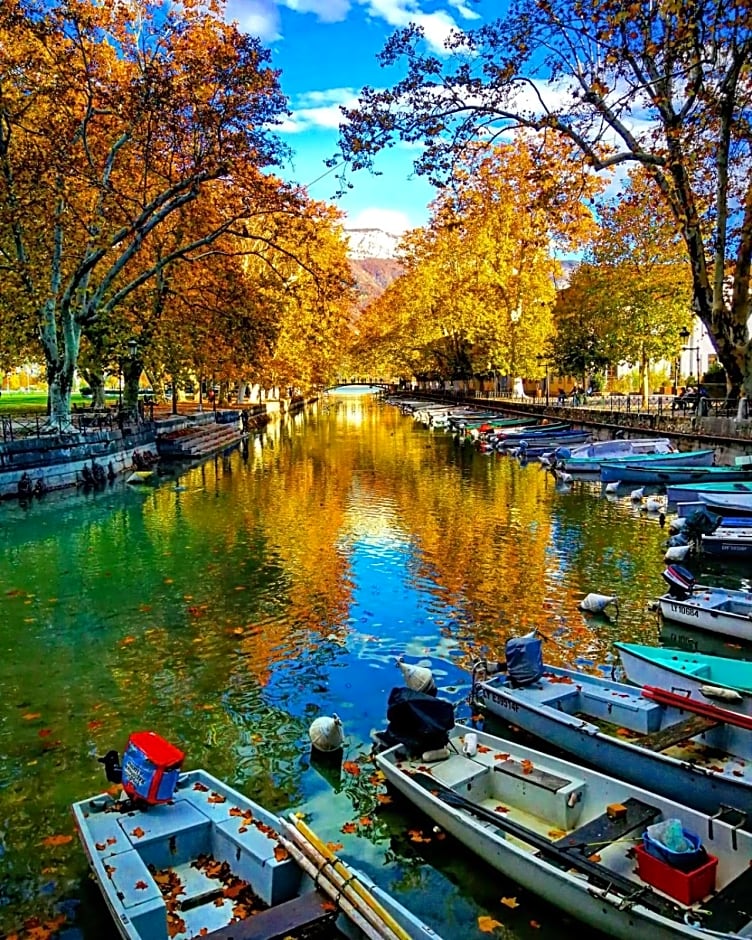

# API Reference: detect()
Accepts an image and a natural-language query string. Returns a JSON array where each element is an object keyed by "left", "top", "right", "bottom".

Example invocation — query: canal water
[{"left": 0, "top": 394, "right": 749, "bottom": 940}]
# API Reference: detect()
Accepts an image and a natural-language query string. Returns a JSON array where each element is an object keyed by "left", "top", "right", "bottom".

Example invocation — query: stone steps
[{"left": 157, "top": 421, "right": 241, "bottom": 459}]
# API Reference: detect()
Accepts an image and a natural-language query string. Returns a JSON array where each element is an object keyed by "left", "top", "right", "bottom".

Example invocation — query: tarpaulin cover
[{"left": 378, "top": 687, "right": 455, "bottom": 756}]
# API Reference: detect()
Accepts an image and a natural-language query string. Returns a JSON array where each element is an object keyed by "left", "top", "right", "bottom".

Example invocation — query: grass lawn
[{"left": 0, "top": 391, "right": 96, "bottom": 414}]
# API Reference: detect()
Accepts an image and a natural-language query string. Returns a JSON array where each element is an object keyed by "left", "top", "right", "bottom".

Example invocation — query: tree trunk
[
  {"left": 122, "top": 357, "right": 141, "bottom": 421},
  {"left": 641, "top": 350, "right": 650, "bottom": 408},
  {"left": 84, "top": 371, "right": 106, "bottom": 409}
]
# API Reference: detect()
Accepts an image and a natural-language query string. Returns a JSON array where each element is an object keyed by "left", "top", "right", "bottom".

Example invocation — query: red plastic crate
[{"left": 634, "top": 843, "right": 718, "bottom": 905}]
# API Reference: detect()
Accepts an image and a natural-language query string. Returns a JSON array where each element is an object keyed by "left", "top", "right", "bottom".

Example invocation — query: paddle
[
  {"left": 409, "top": 772, "right": 683, "bottom": 920},
  {"left": 641, "top": 686, "right": 752, "bottom": 731}
]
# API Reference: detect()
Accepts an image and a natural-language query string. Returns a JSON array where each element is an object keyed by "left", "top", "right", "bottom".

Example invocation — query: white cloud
[
  {"left": 225, "top": 0, "right": 281, "bottom": 40},
  {"left": 281, "top": 88, "right": 360, "bottom": 132},
  {"left": 360, "top": 1, "right": 462, "bottom": 53},
  {"left": 284, "top": 0, "right": 351, "bottom": 20},
  {"left": 447, "top": 0, "right": 481, "bottom": 19},
  {"left": 348, "top": 207, "right": 414, "bottom": 234}
]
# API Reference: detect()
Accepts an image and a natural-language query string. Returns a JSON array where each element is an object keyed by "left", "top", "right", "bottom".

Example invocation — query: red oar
[{"left": 641, "top": 685, "right": 752, "bottom": 731}]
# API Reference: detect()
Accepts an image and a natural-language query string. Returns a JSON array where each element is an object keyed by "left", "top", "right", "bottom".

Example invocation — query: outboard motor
[
  {"left": 505, "top": 634, "right": 544, "bottom": 687},
  {"left": 661, "top": 564, "right": 696, "bottom": 600}
]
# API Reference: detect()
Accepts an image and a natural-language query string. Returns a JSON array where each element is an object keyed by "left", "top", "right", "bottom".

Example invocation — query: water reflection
[{"left": 0, "top": 396, "right": 746, "bottom": 939}]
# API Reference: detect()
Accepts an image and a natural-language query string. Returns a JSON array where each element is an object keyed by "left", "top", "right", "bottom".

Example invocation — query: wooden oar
[
  {"left": 641, "top": 685, "right": 752, "bottom": 731},
  {"left": 282, "top": 816, "right": 413, "bottom": 940}
]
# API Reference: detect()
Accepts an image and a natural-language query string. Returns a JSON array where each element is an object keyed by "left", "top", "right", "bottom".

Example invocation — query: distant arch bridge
[{"left": 323, "top": 382, "right": 392, "bottom": 393}]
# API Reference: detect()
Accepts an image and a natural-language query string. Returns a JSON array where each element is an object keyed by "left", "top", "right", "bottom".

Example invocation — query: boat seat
[
  {"left": 554, "top": 798, "right": 660, "bottom": 854},
  {"left": 492, "top": 759, "right": 586, "bottom": 829},
  {"left": 639, "top": 714, "right": 720, "bottom": 752},
  {"left": 213, "top": 817, "right": 301, "bottom": 906},
  {"left": 205, "top": 890, "right": 338, "bottom": 940},
  {"left": 580, "top": 687, "right": 662, "bottom": 733}
]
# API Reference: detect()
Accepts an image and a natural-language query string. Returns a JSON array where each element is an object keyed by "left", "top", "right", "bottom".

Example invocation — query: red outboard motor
[
  {"left": 661, "top": 565, "right": 696, "bottom": 600},
  {"left": 121, "top": 732, "right": 185, "bottom": 806}
]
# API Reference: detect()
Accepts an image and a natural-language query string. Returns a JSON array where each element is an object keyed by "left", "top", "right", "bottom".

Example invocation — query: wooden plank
[
  {"left": 493, "top": 759, "right": 570, "bottom": 792},
  {"left": 207, "top": 891, "right": 337, "bottom": 940},
  {"left": 555, "top": 798, "right": 661, "bottom": 854},
  {"left": 639, "top": 713, "right": 720, "bottom": 752}
]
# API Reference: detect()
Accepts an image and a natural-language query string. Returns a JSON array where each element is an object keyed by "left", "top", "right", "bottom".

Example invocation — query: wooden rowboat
[
  {"left": 72, "top": 768, "right": 442, "bottom": 940},
  {"left": 375, "top": 722, "right": 752, "bottom": 939}
]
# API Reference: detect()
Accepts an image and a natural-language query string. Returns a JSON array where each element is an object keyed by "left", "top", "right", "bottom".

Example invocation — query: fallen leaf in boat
[
  {"left": 493, "top": 753, "right": 510, "bottom": 762},
  {"left": 343, "top": 761, "right": 361, "bottom": 776},
  {"left": 521, "top": 759, "right": 534, "bottom": 775},
  {"left": 548, "top": 829, "right": 566, "bottom": 839},
  {"left": 22, "top": 713, "right": 41, "bottom": 721},
  {"left": 341, "top": 822, "right": 357, "bottom": 834},
  {"left": 501, "top": 896, "right": 520, "bottom": 908},
  {"left": 326, "top": 842, "right": 344, "bottom": 852},
  {"left": 733, "top": 770, "right": 745, "bottom": 777},
  {"left": 273, "top": 845, "right": 288, "bottom": 862},
  {"left": 376, "top": 793, "right": 392, "bottom": 804},
  {"left": 323, "top": 899, "right": 337, "bottom": 911},
  {"left": 208, "top": 792, "right": 226, "bottom": 804},
  {"left": 588, "top": 853, "right": 602, "bottom": 863},
  {"left": 135, "top": 880, "right": 148, "bottom": 890},
  {"left": 193, "top": 782, "right": 209, "bottom": 792},
  {"left": 477, "top": 744, "right": 492, "bottom": 753},
  {"left": 478, "top": 914, "right": 503, "bottom": 931},
  {"left": 95, "top": 842, "right": 107, "bottom": 851},
  {"left": 494, "top": 805, "right": 510, "bottom": 814},
  {"left": 131, "top": 827, "right": 145, "bottom": 838},
  {"left": 41, "top": 834, "right": 73, "bottom": 847}
]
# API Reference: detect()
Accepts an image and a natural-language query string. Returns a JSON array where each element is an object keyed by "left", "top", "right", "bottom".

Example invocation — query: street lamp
[{"left": 536, "top": 354, "right": 550, "bottom": 406}]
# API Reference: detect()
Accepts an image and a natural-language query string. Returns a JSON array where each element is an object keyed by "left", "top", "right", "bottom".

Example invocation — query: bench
[
  {"left": 494, "top": 759, "right": 570, "bottom": 792},
  {"left": 492, "top": 759, "right": 586, "bottom": 829},
  {"left": 555, "top": 798, "right": 660, "bottom": 855},
  {"left": 203, "top": 891, "right": 337, "bottom": 940},
  {"left": 640, "top": 714, "right": 720, "bottom": 752}
]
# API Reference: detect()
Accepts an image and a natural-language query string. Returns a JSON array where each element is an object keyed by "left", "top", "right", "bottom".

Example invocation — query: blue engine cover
[{"left": 505, "top": 635, "right": 544, "bottom": 686}]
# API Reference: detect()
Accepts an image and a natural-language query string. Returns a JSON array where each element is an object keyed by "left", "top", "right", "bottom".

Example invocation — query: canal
[{"left": 0, "top": 394, "right": 749, "bottom": 940}]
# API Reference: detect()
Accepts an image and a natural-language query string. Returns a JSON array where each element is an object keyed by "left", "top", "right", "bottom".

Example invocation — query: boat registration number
[
  {"left": 480, "top": 688, "right": 520, "bottom": 712},
  {"left": 667, "top": 602, "right": 699, "bottom": 618}
]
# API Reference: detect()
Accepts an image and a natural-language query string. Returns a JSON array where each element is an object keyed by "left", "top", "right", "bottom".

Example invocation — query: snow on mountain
[{"left": 345, "top": 228, "right": 401, "bottom": 260}]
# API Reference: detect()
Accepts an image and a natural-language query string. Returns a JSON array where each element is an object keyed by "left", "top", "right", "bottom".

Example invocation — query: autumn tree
[
  {"left": 353, "top": 134, "right": 599, "bottom": 383},
  {"left": 0, "top": 0, "right": 296, "bottom": 426},
  {"left": 553, "top": 169, "right": 693, "bottom": 402},
  {"left": 337, "top": 1, "right": 752, "bottom": 400}
]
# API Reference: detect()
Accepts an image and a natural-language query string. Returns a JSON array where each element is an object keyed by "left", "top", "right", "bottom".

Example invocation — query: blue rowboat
[
  {"left": 666, "top": 481, "right": 752, "bottom": 504},
  {"left": 72, "top": 768, "right": 442, "bottom": 940},
  {"left": 600, "top": 464, "right": 750, "bottom": 486},
  {"left": 599, "top": 450, "right": 716, "bottom": 483},
  {"left": 471, "top": 659, "right": 752, "bottom": 818},
  {"left": 701, "top": 524, "right": 752, "bottom": 558}
]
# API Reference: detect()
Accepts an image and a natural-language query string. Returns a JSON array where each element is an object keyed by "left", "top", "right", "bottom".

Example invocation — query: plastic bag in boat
[
  {"left": 505, "top": 635, "right": 544, "bottom": 687},
  {"left": 644, "top": 819, "right": 708, "bottom": 872},
  {"left": 377, "top": 687, "right": 455, "bottom": 756}
]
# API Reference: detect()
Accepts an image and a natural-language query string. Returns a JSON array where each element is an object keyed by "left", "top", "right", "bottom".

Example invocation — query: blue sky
[{"left": 224, "top": 0, "right": 490, "bottom": 234}]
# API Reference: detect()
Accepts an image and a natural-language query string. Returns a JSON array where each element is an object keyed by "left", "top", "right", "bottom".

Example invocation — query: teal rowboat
[
  {"left": 666, "top": 480, "right": 752, "bottom": 504},
  {"left": 615, "top": 642, "right": 752, "bottom": 717}
]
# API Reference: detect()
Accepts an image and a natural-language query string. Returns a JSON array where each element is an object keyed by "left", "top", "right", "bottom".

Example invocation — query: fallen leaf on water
[
  {"left": 501, "top": 897, "right": 520, "bottom": 909},
  {"left": 341, "top": 822, "right": 357, "bottom": 834},
  {"left": 376, "top": 793, "right": 392, "bottom": 804},
  {"left": 359, "top": 816, "right": 372, "bottom": 827},
  {"left": 22, "top": 713, "right": 41, "bottom": 721},
  {"left": 530, "top": 920, "right": 541, "bottom": 928},
  {"left": 343, "top": 761, "right": 361, "bottom": 776},
  {"left": 41, "top": 834, "right": 73, "bottom": 847},
  {"left": 478, "top": 915, "right": 503, "bottom": 932},
  {"left": 38, "top": 728, "right": 52, "bottom": 738},
  {"left": 87, "top": 719, "right": 104, "bottom": 731},
  {"left": 121, "top": 636, "right": 136, "bottom": 646},
  {"left": 326, "top": 842, "right": 343, "bottom": 852}
]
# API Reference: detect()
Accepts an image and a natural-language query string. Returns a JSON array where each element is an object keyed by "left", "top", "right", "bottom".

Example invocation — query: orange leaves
[
  {"left": 342, "top": 760, "right": 361, "bottom": 776},
  {"left": 134, "top": 879, "right": 149, "bottom": 890},
  {"left": 478, "top": 914, "right": 503, "bottom": 932},
  {"left": 326, "top": 842, "right": 344, "bottom": 853},
  {"left": 273, "top": 844, "right": 288, "bottom": 862},
  {"left": 40, "top": 834, "right": 73, "bottom": 847},
  {"left": 131, "top": 826, "right": 145, "bottom": 839},
  {"left": 341, "top": 821, "right": 357, "bottom": 834},
  {"left": 501, "top": 897, "right": 520, "bottom": 909},
  {"left": 207, "top": 792, "right": 226, "bottom": 804},
  {"left": 520, "top": 759, "right": 535, "bottom": 775}
]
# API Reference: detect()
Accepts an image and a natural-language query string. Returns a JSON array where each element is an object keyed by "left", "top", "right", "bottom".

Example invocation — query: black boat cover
[{"left": 378, "top": 687, "right": 455, "bottom": 756}]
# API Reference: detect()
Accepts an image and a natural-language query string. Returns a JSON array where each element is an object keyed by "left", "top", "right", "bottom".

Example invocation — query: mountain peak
[{"left": 345, "top": 228, "right": 401, "bottom": 260}]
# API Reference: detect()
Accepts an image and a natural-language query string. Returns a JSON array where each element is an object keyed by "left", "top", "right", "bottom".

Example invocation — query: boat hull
[
  {"left": 615, "top": 643, "right": 752, "bottom": 717},
  {"left": 658, "top": 589, "right": 752, "bottom": 640},
  {"left": 599, "top": 451, "right": 717, "bottom": 483}
]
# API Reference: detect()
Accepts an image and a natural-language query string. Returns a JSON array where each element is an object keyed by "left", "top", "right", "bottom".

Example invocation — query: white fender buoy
[
  {"left": 664, "top": 544, "right": 691, "bottom": 562},
  {"left": 579, "top": 593, "right": 619, "bottom": 615},
  {"left": 669, "top": 517, "right": 687, "bottom": 533},
  {"left": 555, "top": 469, "right": 573, "bottom": 484},
  {"left": 397, "top": 657, "right": 437, "bottom": 695},
  {"left": 630, "top": 487, "right": 644, "bottom": 501},
  {"left": 645, "top": 496, "right": 665, "bottom": 513},
  {"left": 700, "top": 685, "right": 743, "bottom": 703},
  {"left": 604, "top": 481, "right": 620, "bottom": 494},
  {"left": 309, "top": 714, "right": 344, "bottom": 753}
]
